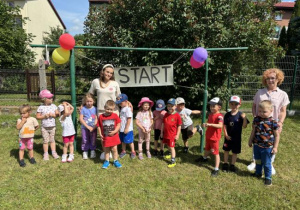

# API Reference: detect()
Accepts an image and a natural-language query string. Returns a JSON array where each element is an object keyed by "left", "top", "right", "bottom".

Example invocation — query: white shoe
[
  {"left": 61, "top": 154, "right": 67, "bottom": 163},
  {"left": 82, "top": 151, "right": 88, "bottom": 160},
  {"left": 272, "top": 164, "right": 276, "bottom": 175},
  {"left": 247, "top": 162, "right": 256, "bottom": 171},
  {"left": 67, "top": 154, "right": 74, "bottom": 162},
  {"left": 90, "top": 150, "right": 96, "bottom": 159},
  {"left": 100, "top": 152, "right": 105, "bottom": 160}
]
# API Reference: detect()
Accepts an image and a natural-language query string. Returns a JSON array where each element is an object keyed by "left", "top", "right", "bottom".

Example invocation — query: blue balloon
[{"left": 193, "top": 47, "right": 208, "bottom": 62}]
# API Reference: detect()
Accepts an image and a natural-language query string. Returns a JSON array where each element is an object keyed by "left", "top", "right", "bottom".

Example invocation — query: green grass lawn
[{"left": 0, "top": 112, "right": 300, "bottom": 209}]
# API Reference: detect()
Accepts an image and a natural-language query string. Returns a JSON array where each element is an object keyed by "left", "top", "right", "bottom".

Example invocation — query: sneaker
[
  {"left": 168, "top": 161, "right": 176, "bottom": 168},
  {"left": 229, "top": 164, "right": 236, "bottom": 172},
  {"left": 130, "top": 152, "right": 136, "bottom": 159},
  {"left": 100, "top": 152, "right": 105, "bottom": 160},
  {"left": 247, "top": 162, "right": 256, "bottom": 171},
  {"left": 183, "top": 147, "right": 189, "bottom": 153},
  {"left": 264, "top": 178, "right": 272, "bottom": 186},
  {"left": 102, "top": 160, "right": 110, "bottom": 169},
  {"left": 195, "top": 156, "right": 208, "bottom": 163},
  {"left": 113, "top": 160, "right": 122, "bottom": 168},
  {"left": 83, "top": 151, "right": 88, "bottom": 160},
  {"left": 222, "top": 163, "right": 229, "bottom": 172},
  {"left": 61, "top": 154, "right": 67, "bottom": 163},
  {"left": 153, "top": 150, "right": 158, "bottom": 157},
  {"left": 67, "top": 154, "right": 74, "bottom": 162},
  {"left": 164, "top": 155, "right": 171, "bottom": 160},
  {"left": 160, "top": 150, "right": 164, "bottom": 157},
  {"left": 119, "top": 151, "right": 127, "bottom": 158},
  {"left": 272, "top": 164, "right": 276, "bottom": 175},
  {"left": 195, "top": 125, "right": 203, "bottom": 135},
  {"left": 29, "top": 157, "right": 36, "bottom": 164},
  {"left": 90, "top": 150, "right": 96, "bottom": 159},
  {"left": 52, "top": 151, "right": 60, "bottom": 159},
  {"left": 19, "top": 159, "right": 26, "bottom": 167},
  {"left": 43, "top": 153, "right": 49, "bottom": 161},
  {"left": 250, "top": 173, "right": 262, "bottom": 179},
  {"left": 211, "top": 170, "right": 219, "bottom": 177},
  {"left": 138, "top": 153, "right": 144, "bottom": 160},
  {"left": 146, "top": 151, "right": 151, "bottom": 158}
]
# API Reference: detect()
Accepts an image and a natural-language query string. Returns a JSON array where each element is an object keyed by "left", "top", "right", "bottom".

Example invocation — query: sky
[
  {"left": 51, "top": 0, "right": 296, "bottom": 36},
  {"left": 51, "top": 0, "right": 89, "bottom": 36}
]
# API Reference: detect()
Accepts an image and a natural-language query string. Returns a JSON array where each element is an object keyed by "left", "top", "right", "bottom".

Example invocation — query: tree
[
  {"left": 287, "top": 0, "right": 300, "bottom": 55},
  {"left": 278, "top": 26, "right": 287, "bottom": 49},
  {"left": 0, "top": 1, "right": 35, "bottom": 69},
  {"left": 84, "top": 0, "right": 283, "bottom": 107}
]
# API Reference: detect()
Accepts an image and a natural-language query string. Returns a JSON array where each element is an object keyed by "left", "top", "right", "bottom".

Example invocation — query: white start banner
[{"left": 114, "top": 64, "right": 173, "bottom": 87}]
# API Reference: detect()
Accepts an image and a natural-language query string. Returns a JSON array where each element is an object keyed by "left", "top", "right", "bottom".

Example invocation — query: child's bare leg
[
  {"left": 50, "top": 142, "right": 57, "bottom": 152},
  {"left": 121, "top": 142, "right": 126, "bottom": 152},
  {"left": 170, "top": 147, "right": 176, "bottom": 158},
  {"left": 112, "top": 146, "right": 118, "bottom": 160},
  {"left": 160, "top": 141, "right": 164, "bottom": 151},
  {"left": 104, "top": 147, "right": 110, "bottom": 160},
  {"left": 192, "top": 127, "right": 197, "bottom": 135},
  {"left": 69, "top": 142, "right": 74, "bottom": 155},
  {"left": 129, "top": 143, "right": 135, "bottom": 153},
  {"left": 223, "top": 151, "right": 229, "bottom": 163},
  {"left": 43, "top": 143, "right": 48, "bottom": 153},
  {"left": 19, "top": 149, "right": 24, "bottom": 160},
  {"left": 28, "top": 149, "right": 34, "bottom": 159},
  {"left": 63, "top": 142, "right": 69, "bottom": 155},
  {"left": 204, "top": 150, "right": 210, "bottom": 158},
  {"left": 215, "top": 154, "right": 220, "bottom": 169},
  {"left": 231, "top": 153, "right": 237, "bottom": 165},
  {"left": 154, "top": 140, "right": 158, "bottom": 150}
]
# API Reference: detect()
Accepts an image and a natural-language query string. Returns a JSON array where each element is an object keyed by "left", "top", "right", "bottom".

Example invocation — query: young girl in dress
[
  {"left": 58, "top": 102, "right": 76, "bottom": 163},
  {"left": 36, "top": 89, "right": 60, "bottom": 160},
  {"left": 79, "top": 93, "right": 98, "bottom": 159},
  {"left": 136, "top": 97, "right": 154, "bottom": 160}
]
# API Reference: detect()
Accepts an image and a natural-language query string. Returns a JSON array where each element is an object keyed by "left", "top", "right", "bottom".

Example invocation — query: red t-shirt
[
  {"left": 97, "top": 113, "right": 121, "bottom": 147},
  {"left": 206, "top": 112, "right": 223, "bottom": 141},
  {"left": 162, "top": 112, "right": 182, "bottom": 140}
]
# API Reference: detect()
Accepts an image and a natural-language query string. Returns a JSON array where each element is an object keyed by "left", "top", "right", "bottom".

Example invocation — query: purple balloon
[
  {"left": 190, "top": 56, "right": 205, "bottom": 69},
  {"left": 193, "top": 47, "right": 208, "bottom": 62}
]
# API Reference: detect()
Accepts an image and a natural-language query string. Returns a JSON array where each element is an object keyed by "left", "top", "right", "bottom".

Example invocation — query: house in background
[
  {"left": 274, "top": 1, "right": 295, "bottom": 39},
  {"left": 5, "top": 0, "right": 66, "bottom": 63},
  {"left": 89, "top": 0, "right": 110, "bottom": 7}
]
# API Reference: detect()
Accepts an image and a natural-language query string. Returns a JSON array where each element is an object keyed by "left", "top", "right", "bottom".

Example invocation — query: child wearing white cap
[
  {"left": 175, "top": 97, "right": 202, "bottom": 153},
  {"left": 222, "top": 96, "right": 249, "bottom": 173}
]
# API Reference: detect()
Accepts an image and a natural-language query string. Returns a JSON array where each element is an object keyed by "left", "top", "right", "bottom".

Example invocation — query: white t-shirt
[
  {"left": 176, "top": 107, "right": 193, "bottom": 129},
  {"left": 59, "top": 115, "right": 76, "bottom": 137},
  {"left": 119, "top": 106, "right": 133, "bottom": 132},
  {"left": 88, "top": 79, "right": 121, "bottom": 113},
  {"left": 37, "top": 104, "right": 58, "bottom": 127}
]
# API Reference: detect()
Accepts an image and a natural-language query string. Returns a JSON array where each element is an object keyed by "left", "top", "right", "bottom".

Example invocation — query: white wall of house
[{"left": 13, "top": 0, "right": 65, "bottom": 63}]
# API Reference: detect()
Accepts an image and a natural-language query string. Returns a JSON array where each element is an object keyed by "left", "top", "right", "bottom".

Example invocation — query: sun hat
[
  {"left": 115, "top": 94, "right": 128, "bottom": 104},
  {"left": 208, "top": 97, "right": 222, "bottom": 106},
  {"left": 167, "top": 98, "right": 176, "bottom": 105},
  {"left": 176, "top": 97, "right": 185, "bottom": 104},
  {"left": 229, "top": 95, "right": 241, "bottom": 104},
  {"left": 102, "top": 64, "right": 114, "bottom": 70},
  {"left": 138, "top": 97, "right": 154, "bottom": 107},
  {"left": 39, "top": 89, "right": 54, "bottom": 99},
  {"left": 155, "top": 99, "right": 166, "bottom": 111}
]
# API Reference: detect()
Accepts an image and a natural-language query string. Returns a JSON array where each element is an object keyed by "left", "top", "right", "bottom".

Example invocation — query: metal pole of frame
[
  {"left": 70, "top": 49, "right": 77, "bottom": 150},
  {"left": 289, "top": 56, "right": 298, "bottom": 111}
]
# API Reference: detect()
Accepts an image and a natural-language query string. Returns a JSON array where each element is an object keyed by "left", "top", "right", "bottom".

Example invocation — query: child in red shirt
[
  {"left": 198, "top": 97, "right": 224, "bottom": 177},
  {"left": 97, "top": 100, "right": 122, "bottom": 169},
  {"left": 160, "top": 98, "right": 182, "bottom": 168}
]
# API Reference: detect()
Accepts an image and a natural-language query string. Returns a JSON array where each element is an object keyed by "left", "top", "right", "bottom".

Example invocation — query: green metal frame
[{"left": 30, "top": 44, "right": 248, "bottom": 152}]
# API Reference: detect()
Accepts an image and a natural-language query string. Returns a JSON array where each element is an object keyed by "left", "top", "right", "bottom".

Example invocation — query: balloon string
[
  {"left": 172, "top": 52, "right": 189, "bottom": 65},
  {"left": 175, "top": 85, "right": 202, "bottom": 90}
]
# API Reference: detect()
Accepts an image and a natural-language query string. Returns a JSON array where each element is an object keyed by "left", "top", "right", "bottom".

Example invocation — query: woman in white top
[{"left": 88, "top": 64, "right": 121, "bottom": 115}]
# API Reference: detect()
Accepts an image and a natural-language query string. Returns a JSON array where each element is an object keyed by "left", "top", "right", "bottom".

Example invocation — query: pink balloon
[
  {"left": 59, "top": 33, "right": 75, "bottom": 50},
  {"left": 190, "top": 56, "right": 205, "bottom": 68}
]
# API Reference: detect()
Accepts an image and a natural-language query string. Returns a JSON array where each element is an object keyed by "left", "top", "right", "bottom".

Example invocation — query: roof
[
  {"left": 274, "top": 2, "right": 295, "bottom": 9},
  {"left": 89, "top": 0, "right": 110, "bottom": 3},
  {"left": 48, "top": 0, "right": 66, "bottom": 29}
]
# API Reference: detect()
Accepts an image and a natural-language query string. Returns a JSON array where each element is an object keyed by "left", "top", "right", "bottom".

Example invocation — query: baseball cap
[
  {"left": 115, "top": 94, "right": 128, "bottom": 104},
  {"left": 39, "top": 89, "right": 54, "bottom": 99},
  {"left": 155, "top": 99, "right": 166, "bottom": 111},
  {"left": 208, "top": 97, "right": 222, "bottom": 106},
  {"left": 167, "top": 98, "right": 176, "bottom": 105},
  {"left": 58, "top": 104, "right": 64, "bottom": 113},
  {"left": 229, "top": 95, "right": 241, "bottom": 104},
  {"left": 176, "top": 97, "right": 185, "bottom": 104}
]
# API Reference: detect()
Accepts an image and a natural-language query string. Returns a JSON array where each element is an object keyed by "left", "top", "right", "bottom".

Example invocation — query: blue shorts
[{"left": 119, "top": 131, "right": 134, "bottom": 144}]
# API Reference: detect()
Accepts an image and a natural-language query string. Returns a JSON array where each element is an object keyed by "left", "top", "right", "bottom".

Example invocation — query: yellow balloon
[{"left": 52, "top": 47, "right": 70, "bottom": 64}]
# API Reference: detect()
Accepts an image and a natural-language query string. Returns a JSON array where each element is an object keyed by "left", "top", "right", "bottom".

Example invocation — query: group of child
[{"left": 16, "top": 89, "right": 280, "bottom": 185}]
